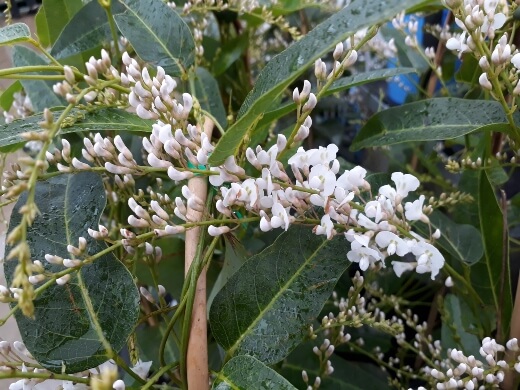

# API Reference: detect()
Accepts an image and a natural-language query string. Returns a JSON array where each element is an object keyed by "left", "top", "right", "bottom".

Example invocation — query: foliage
[{"left": 0, "top": 0, "right": 520, "bottom": 389}]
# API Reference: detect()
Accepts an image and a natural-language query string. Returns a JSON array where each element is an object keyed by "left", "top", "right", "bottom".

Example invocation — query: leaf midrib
[
  {"left": 117, "top": 0, "right": 182, "bottom": 73},
  {"left": 227, "top": 236, "right": 328, "bottom": 356}
]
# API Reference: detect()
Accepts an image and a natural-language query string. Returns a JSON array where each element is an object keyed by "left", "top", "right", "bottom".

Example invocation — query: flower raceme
[{"left": 47, "top": 51, "right": 445, "bottom": 282}]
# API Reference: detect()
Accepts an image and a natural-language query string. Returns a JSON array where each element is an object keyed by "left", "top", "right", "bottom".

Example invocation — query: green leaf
[
  {"left": 12, "top": 46, "right": 64, "bottom": 112},
  {"left": 415, "top": 211, "right": 483, "bottom": 265},
  {"left": 0, "top": 23, "right": 31, "bottom": 46},
  {"left": 475, "top": 169, "right": 512, "bottom": 337},
  {"left": 51, "top": 1, "right": 124, "bottom": 59},
  {"left": 208, "top": 237, "right": 247, "bottom": 310},
  {"left": 3, "top": 172, "right": 140, "bottom": 373},
  {"left": 259, "top": 67, "right": 416, "bottom": 127},
  {"left": 0, "top": 80, "right": 22, "bottom": 111},
  {"left": 441, "top": 294, "right": 481, "bottom": 359},
  {"left": 0, "top": 108, "right": 154, "bottom": 152},
  {"left": 209, "top": 226, "right": 350, "bottom": 364},
  {"left": 212, "top": 33, "right": 250, "bottom": 76},
  {"left": 351, "top": 98, "right": 516, "bottom": 151},
  {"left": 114, "top": 0, "right": 195, "bottom": 76},
  {"left": 212, "top": 355, "right": 297, "bottom": 390},
  {"left": 208, "top": 0, "right": 424, "bottom": 165},
  {"left": 35, "top": 0, "right": 84, "bottom": 48},
  {"left": 192, "top": 67, "right": 227, "bottom": 129}
]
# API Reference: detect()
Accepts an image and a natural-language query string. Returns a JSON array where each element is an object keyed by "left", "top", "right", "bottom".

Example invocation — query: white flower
[
  {"left": 347, "top": 236, "right": 383, "bottom": 271},
  {"left": 512, "top": 53, "right": 520, "bottom": 69},
  {"left": 314, "top": 214, "right": 334, "bottom": 239},
  {"left": 308, "top": 164, "right": 337, "bottom": 196},
  {"left": 375, "top": 231, "right": 410, "bottom": 256},
  {"left": 336, "top": 166, "right": 368, "bottom": 191},
  {"left": 479, "top": 72, "right": 493, "bottom": 90},
  {"left": 237, "top": 178, "right": 259, "bottom": 208},
  {"left": 404, "top": 195, "right": 428, "bottom": 222},
  {"left": 446, "top": 32, "right": 469, "bottom": 55},
  {"left": 391, "top": 172, "right": 419, "bottom": 201},
  {"left": 131, "top": 360, "right": 152, "bottom": 379},
  {"left": 411, "top": 241, "right": 445, "bottom": 279},
  {"left": 391, "top": 261, "right": 416, "bottom": 277},
  {"left": 270, "top": 201, "right": 290, "bottom": 231}
]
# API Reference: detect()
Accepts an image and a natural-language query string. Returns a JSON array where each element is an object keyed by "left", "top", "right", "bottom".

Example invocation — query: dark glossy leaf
[
  {"left": 475, "top": 170, "right": 512, "bottom": 337},
  {"left": 114, "top": 0, "right": 195, "bottom": 76},
  {"left": 208, "top": 0, "right": 425, "bottom": 165},
  {"left": 208, "top": 237, "right": 247, "bottom": 310},
  {"left": 441, "top": 294, "right": 481, "bottom": 359},
  {"left": 415, "top": 211, "right": 483, "bottom": 265},
  {"left": 0, "top": 108, "right": 153, "bottom": 152},
  {"left": 281, "top": 343, "right": 390, "bottom": 390},
  {"left": 212, "top": 355, "right": 297, "bottom": 390},
  {"left": 4, "top": 172, "right": 140, "bottom": 373},
  {"left": 209, "top": 226, "right": 350, "bottom": 364},
  {"left": 192, "top": 67, "right": 227, "bottom": 129},
  {"left": 212, "top": 33, "right": 249, "bottom": 76},
  {"left": 351, "top": 98, "right": 516, "bottom": 151},
  {"left": 12, "top": 46, "right": 64, "bottom": 111},
  {"left": 0, "top": 23, "right": 31, "bottom": 46},
  {"left": 0, "top": 80, "right": 22, "bottom": 111},
  {"left": 259, "top": 67, "right": 416, "bottom": 127},
  {"left": 51, "top": 1, "right": 124, "bottom": 59},
  {"left": 35, "top": 0, "right": 83, "bottom": 48}
]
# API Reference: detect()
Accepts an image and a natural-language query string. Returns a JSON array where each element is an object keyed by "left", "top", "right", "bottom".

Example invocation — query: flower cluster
[
  {"left": 418, "top": 337, "right": 520, "bottom": 389},
  {"left": 44, "top": 51, "right": 446, "bottom": 281}
]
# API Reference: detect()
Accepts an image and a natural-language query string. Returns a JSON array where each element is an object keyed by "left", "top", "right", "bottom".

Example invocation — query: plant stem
[
  {"left": 101, "top": 1, "right": 122, "bottom": 62},
  {"left": 181, "top": 119, "right": 214, "bottom": 390}
]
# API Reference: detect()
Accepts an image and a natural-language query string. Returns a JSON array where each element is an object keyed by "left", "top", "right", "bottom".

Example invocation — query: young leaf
[
  {"left": 0, "top": 108, "right": 153, "bottom": 152},
  {"left": 192, "top": 67, "right": 227, "bottom": 129},
  {"left": 0, "top": 80, "right": 22, "bottom": 111},
  {"left": 51, "top": 1, "right": 124, "bottom": 59},
  {"left": 212, "top": 355, "right": 297, "bottom": 390},
  {"left": 35, "top": 0, "right": 84, "bottom": 48},
  {"left": 209, "top": 226, "right": 350, "bottom": 365},
  {"left": 12, "top": 46, "right": 64, "bottom": 111},
  {"left": 208, "top": 0, "right": 425, "bottom": 165},
  {"left": 350, "top": 98, "right": 517, "bottom": 151},
  {"left": 114, "top": 0, "right": 195, "bottom": 76},
  {"left": 0, "top": 23, "right": 31, "bottom": 46},
  {"left": 3, "top": 172, "right": 140, "bottom": 373}
]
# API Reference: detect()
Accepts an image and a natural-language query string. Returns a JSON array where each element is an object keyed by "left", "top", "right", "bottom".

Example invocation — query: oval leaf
[
  {"left": 51, "top": 1, "right": 124, "bottom": 59},
  {"left": 0, "top": 23, "right": 31, "bottom": 46},
  {"left": 212, "top": 355, "right": 297, "bottom": 390},
  {"left": 4, "top": 172, "right": 140, "bottom": 373},
  {"left": 0, "top": 108, "right": 153, "bottom": 152},
  {"left": 415, "top": 211, "right": 483, "bottom": 265},
  {"left": 207, "top": 0, "right": 425, "bottom": 165},
  {"left": 114, "top": 0, "right": 195, "bottom": 76},
  {"left": 351, "top": 98, "right": 518, "bottom": 151},
  {"left": 12, "top": 46, "right": 64, "bottom": 111},
  {"left": 209, "top": 226, "right": 350, "bottom": 364}
]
